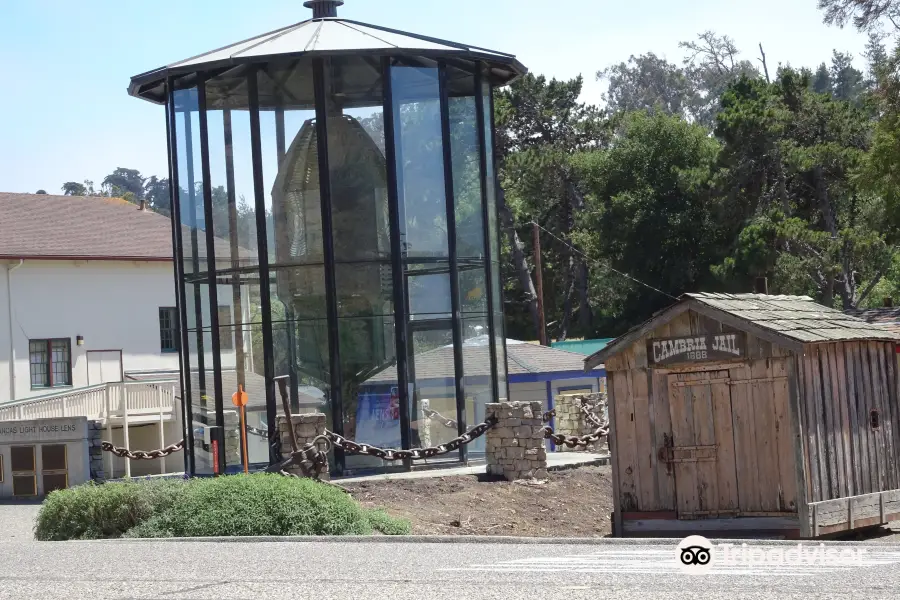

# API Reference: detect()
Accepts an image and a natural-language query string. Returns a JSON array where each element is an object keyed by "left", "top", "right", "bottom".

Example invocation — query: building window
[
  {"left": 29, "top": 339, "right": 71, "bottom": 389},
  {"left": 41, "top": 445, "right": 68, "bottom": 494},
  {"left": 11, "top": 446, "right": 36, "bottom": 497},
  {"left": 218, "top": 306, "right": 233, "bottom": 351},
  {"left": 159, "top": 307, "right": 179, "bottom": 352}
]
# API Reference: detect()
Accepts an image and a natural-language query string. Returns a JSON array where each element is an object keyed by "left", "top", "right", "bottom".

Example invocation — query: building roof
[
  {"left": 0, "top": 192, "right": 248, "bottom": 263},
  {"left": 844, "top": 307, "right": 900, "bottom": 336},
  {"left": 585, "top": 293, "right": 900, "bottom": 370},
  {"left": 551, "top": 339, "right": 615, "bottom": 356},
  {"left": 130, "top": 17, "right": 526, "bottom": 104},
  {"left": 364, "top": 337, "right": 602, "bottom": 385}
]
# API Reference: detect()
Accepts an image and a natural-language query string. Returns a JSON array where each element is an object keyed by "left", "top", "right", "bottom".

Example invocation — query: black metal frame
[
  {"left": 438, "top": 61, "right": 468, "bottom": 461},
  {"left": 313, "top": 57, "right": 346, "bottom": 475},
  {"left": 170, "top": 55, "right": 507, "bottom": 477},
  {"left": 247, "top": 68, "right": 281, "bottom": 465}
]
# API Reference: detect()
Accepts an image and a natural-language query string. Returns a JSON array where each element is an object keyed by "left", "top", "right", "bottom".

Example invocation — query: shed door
[{"left": 667, "top": 371, "right": 740, "bottom": 518}]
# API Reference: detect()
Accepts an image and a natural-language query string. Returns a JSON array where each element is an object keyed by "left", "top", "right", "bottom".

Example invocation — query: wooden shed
[{"left": 584, "top": 293, "right": 900, "bottom": 539}]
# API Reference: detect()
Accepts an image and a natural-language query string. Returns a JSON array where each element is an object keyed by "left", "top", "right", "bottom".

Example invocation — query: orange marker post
[{"left": 231, "top": 384, "right": 250, "bottom": 474}]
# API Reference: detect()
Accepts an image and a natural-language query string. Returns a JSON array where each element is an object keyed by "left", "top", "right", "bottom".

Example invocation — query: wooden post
[
  {"left": 105, "top": 385, "right": 114, "bottom": 479},
  {"left": 121, "top": 384, "right": 131, "bottom": 478},
  {"left": 158, "top": 385, "right": 166, "bottom": 475},
  {"left": 533, "top": 222, "right": 548, "bottom": 346}
]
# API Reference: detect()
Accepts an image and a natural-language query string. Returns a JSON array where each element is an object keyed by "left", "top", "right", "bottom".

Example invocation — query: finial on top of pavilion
[{"left": 304, "top": 0, "right": 344, "bottom": 19}]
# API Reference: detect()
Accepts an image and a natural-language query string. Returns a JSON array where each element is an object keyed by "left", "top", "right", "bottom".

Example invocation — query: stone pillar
[
  {"left": 223, "top": 410, "right": 241, "bottom": 466},
  {"left": 553, "top": 393, "right": 608, "bottom": 453},
  {"left": 88, "top": 420, "right": 105, "bottom": 482},
  {"left": 485, "top": 401, "right": 547, "bottom": 480},
  {"left": 276, "top": 413, "right": 330, "bottom": 480},
  {"left": 419, "top": 398, "right": 431, "bottom": 449}
]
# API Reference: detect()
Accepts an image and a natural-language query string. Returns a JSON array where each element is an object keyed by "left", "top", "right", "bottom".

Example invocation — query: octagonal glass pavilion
[{"left": 129, "top": 0, "right": 526, "bottom": 476}]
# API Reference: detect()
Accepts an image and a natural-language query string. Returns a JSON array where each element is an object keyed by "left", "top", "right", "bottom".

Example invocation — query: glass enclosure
[{"left": 144, "top": 7, "right": 523, "bottom": 476}]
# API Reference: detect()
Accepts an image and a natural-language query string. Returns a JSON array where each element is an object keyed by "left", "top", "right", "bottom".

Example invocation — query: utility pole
[{"left": 533, "top": 222, "right": 548, "bottom": 346}]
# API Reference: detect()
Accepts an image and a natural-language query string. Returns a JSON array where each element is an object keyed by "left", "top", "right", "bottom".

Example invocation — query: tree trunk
[
  {"left": 497, "top": 187, "right": 540, "bottom": 335},
  {"left": 564, "top": 172, "right": 592, "bottom": 333}
]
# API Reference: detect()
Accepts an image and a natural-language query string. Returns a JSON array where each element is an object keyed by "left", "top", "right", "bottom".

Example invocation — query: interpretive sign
[
  {"left": 648, "top": 333, "right": 745, "bottom": 365},
  {"left": 0, "top": 417, "right": 88, "bottom": 444}
]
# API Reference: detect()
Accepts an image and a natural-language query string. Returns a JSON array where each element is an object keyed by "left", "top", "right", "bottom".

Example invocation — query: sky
[{"left": 0, "top": 0, "right": 874, "bottom": 195}]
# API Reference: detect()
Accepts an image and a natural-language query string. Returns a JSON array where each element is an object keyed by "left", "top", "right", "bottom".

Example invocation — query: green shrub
[
  {"left": 365, "top": 509, "right": 411, "bottom": 535},
  {"left": 35, "top": 479, "right": 187, "bottom": 541},
  {"left": 35, "top": 474, "right": 410, "bottom": 540}
]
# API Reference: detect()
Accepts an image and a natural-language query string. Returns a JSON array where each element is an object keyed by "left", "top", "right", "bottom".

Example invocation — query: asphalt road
[{"left": 3, "top": 537, "right": 900, "bottom": 599}]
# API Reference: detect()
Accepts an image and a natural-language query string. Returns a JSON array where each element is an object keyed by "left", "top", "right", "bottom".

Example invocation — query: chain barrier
[
  {"left": 324, "top": 416, "right": 497, "bottom": 461},
  {"left": 542, "top": 408, "right": 556, "bottom": 423},
  {"left": 579, "top": 402, "right": 606, "bottom": 429},
  {"left": 266, "top": 434, "right": 332, "bottom": 479},
  {"left": 422, "top": 407, "right": 458, "bottom": 430},
  {"left": 100, "top": 439, "right": 184, "bottom": 460},
  {"left": 542, "top": 397, "right": 609, "bottom": 448}
]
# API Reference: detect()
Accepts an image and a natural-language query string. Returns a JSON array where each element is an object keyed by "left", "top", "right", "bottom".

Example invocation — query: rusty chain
[
  {"left": 101, "top": 439, "right": 184, "bottom": 460},
  {"left": 325, "top": 416, "right": 497, "bottom": 461},
  {"left": 542, "top": 423, "right": 608, "bottom": 448},
  {"left": 542, "top": 408, "right": 556, "bottom": 423},
  {"left": 579, "top": 401, "right": 606, "bottom": 429},
  {"left": 422, "top": 407, "right": 458, "bottom": 430},
  {"left": 266, "top": 434, "right": 332, "bottom": 479}
]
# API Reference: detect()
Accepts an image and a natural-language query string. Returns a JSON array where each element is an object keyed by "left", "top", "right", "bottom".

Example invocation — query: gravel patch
[{"left": 0, "top": 502, "right": 39, "bottom": 542}]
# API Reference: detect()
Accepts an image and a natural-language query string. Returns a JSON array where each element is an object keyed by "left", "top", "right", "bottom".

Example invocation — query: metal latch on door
[{"left": 658, "top": 444, "right": 718, "bottom": 463}]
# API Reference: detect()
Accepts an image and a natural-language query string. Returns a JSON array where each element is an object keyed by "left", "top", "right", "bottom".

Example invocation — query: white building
[{"left": 0, "top": 192, "right": 250, "bottom": 479}]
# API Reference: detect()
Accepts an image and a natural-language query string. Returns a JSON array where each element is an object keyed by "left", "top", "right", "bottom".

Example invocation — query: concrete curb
[{"left": 77, "top": 534, "right": 900, "bottom": 546}]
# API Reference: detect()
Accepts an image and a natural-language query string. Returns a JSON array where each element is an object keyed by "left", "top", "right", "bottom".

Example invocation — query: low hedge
[{"left": 35, "top": 474, "right": 410, "bottom": 541}]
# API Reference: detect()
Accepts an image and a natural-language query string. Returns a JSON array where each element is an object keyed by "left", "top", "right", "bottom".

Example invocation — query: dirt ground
[
  {"left": 345, "top": 465, "right": 615, "bottom": 537},
  {"left": 345, "top": 464, "right": 900, "bottom": 540}
]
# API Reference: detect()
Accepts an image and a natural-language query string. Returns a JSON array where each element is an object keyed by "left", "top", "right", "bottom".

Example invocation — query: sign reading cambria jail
[{"left": 648, "top": 333, "right": 745, "bottom": 365}]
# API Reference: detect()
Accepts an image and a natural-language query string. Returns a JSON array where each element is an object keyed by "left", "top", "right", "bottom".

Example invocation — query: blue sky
[{"left": 0, "top": 0, "right": 872, "bottom": 195}]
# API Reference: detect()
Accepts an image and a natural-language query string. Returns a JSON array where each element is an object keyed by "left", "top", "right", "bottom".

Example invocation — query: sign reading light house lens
[{"left": 648, "top": 333, "right": 745, "bottom": 365}]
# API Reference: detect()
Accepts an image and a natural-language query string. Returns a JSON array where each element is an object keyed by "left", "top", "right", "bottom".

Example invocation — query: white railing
[
  {"left": 0, "top": 379, "right": 180, "bottom": 478},
  {"left": 0, "top": 380, "right": 178, "bottom": 423}
]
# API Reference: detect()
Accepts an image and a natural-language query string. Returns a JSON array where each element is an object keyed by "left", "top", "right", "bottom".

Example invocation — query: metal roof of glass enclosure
[{"left": 130, "top": 0, "right": 526, "bottom": 476}]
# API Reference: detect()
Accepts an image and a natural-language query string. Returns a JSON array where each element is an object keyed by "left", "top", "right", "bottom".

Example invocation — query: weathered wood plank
[
  {"left": 810, "top": 347, "right": 832, "bottom": 499},
  {"left": 752, "top": 359, "right": 780, "bottom": 511},
  {"left": 730, "top": 363, "right": 759, "bottom": 511},
  {"left": 788, "top": 356, "right": 810, "bottom": 536},
  {"left": 712, "top": 374, "right": 739, "bottom": 512},
  {"left": 833, "top": 343, "right": 855, "bottom": 497},
  {"left": 692, "top": 374, "right": 719, "bottom": 513},
  {"left": 827, "top": 344, "right": 850, "bottom": 499},
  {"left": 850, "top": 342, "right": 872, "bottom": 495},
  {"left": 821, "top": 345, "right": 844, "bottom": 499},
  {"left": 668, "top": 311, "right": 693, "bottom": 338},
  {"left": 615, "top": 369, "right": 639, "bottom": 512},
  {"left": 876, "top": 343, "right": 896, "bottom": 490},
  {"left": 861, "top": 343, "right": 882, "bottom": 493},
  {"left": 809, "top": 489, "right": 900, "bottom": 528},
  {"left": 671, "top": 372, "right": 698, "bottom": 515},
  {"left": 607, "top": 370, "right": 624, "bottom": 536},
  {"left": 884, "top": 344, "right": 900, "bottom": 491},
  {"left": 801, "top": 353, "right": 821, "bottom": 502},
  {"left": 631, "top": 369, "right": 654, "bottom": 511},
  {"left": 870, "top": 343, "right": 888, "bottom": 492},
  {"left": 633, "top": 338, "right": 648, "bottom": 370},
  {"left": 650, "top": 368, "right": 675, "bottom": 511},
  {"left": 772, "top": 358, "right": 798, "bottom": 513},
  {"left": 844, "top": 342, "right": 862, "bottom": 497}
]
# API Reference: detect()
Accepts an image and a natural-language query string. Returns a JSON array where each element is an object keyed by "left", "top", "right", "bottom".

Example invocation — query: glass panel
[
  {"left": 51, "top": 340, "right": 71, "bottom": 386},
  {"left": 481, "top": 76, "right": 508, "bottom": 401},
  {"left": 41, "top": 445, "right": 67, "bottom": 471},
  {"left": 450, "top": 66, "right": 495, "bottom": 439},
  {"left": 392, "top": 61, "right": 460, "bottom": 456},
  {"left": 11, "top": 446, "right": 34, "bottom": 472},
  {"left": 29, "top": 341, "right": 47, "bottom": 387},
  {"left": 42, "top": 474, "right": 68, "bottom": 494},
  {"left": 321, "top": 56, "right": 397, "bottom": 471}
]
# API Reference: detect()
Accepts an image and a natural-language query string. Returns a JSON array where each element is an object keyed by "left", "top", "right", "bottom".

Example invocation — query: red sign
[{"left": 211, "top": 439, "right": 219, "bottom": 475}]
